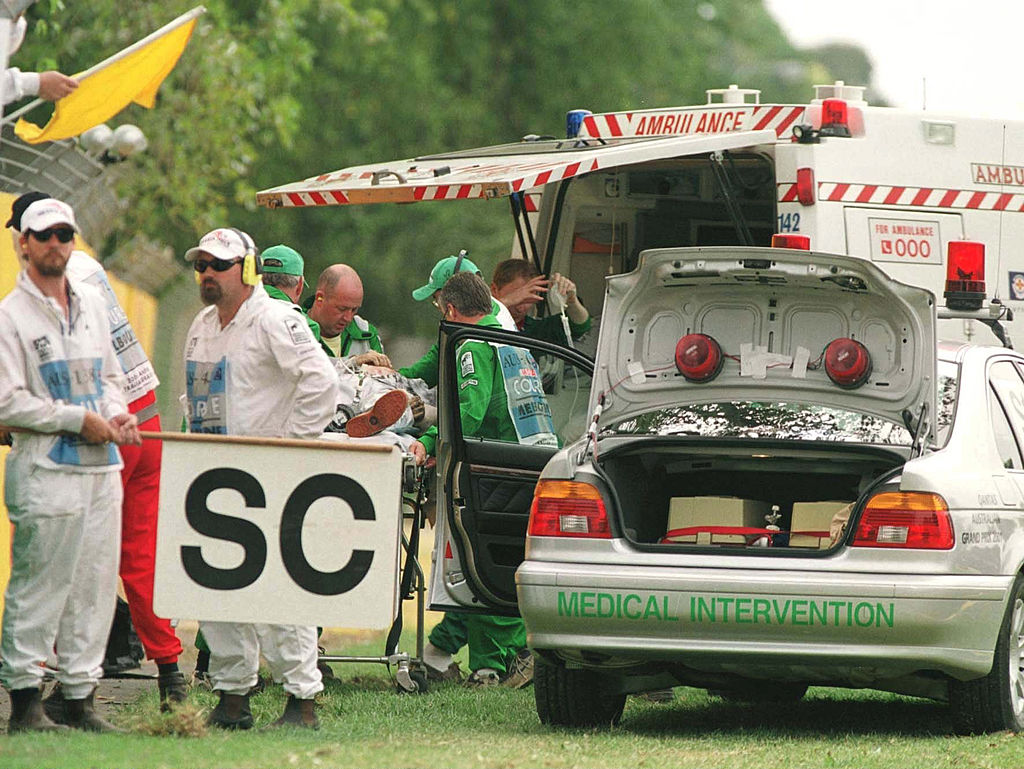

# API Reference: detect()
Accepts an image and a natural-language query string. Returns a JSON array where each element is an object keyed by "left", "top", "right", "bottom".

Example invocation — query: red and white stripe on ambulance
[{"left": 578, "top": 105, "right": 805, "bottom": 139}]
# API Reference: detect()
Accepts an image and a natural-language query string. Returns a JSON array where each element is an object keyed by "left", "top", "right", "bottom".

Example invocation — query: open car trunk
[{"left": 597, "top": 439, "right": 908, "bottom": 551}]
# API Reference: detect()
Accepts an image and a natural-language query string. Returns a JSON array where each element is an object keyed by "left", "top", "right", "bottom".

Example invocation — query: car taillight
[
  {"left": 771, "top": 233, "right": 811, "bottom": 250},
  {"left": 824, "top": 337, "right": 872, "bottom": 389},
  {"left": 675, "top": 333, "right": 723, "bottom": 383},
  {"left": 529, "top": 480, "right": 611, "bottom": 539},
  {"left": 852, "top": 492, "right": 953, "bottom": 549}
]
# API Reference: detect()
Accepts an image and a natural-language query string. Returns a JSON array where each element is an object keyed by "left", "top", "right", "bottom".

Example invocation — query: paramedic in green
[
  {"left": 410, "top": 271, "right": 557, "bottom": 687},
  {"left": 260, "top": 244, "right": 323, "bottom": 341},
  {"left": 304, "top": 264, "right": 388, "bottom": 361},
  {"left": 398, "top": 254, "right": 517, "bottom": 387}
]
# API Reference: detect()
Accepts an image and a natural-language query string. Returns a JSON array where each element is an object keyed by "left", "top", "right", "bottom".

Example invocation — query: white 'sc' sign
[{"left": 153, "top": 435, "right": 403, "bottom": 628}]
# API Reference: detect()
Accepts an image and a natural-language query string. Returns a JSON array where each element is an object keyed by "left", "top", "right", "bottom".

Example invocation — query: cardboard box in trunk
[{"left": 668, "top": 497, "right": 772, "bottom": 544}]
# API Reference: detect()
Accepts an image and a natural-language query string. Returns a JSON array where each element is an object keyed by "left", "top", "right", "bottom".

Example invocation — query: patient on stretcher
[{"left": 324, "top": 358, "right": 436, "bottom": 447}]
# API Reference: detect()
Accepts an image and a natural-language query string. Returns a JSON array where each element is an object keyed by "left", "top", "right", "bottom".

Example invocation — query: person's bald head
[{"left": 311, "top": 263, "right": 364, "bottom": 339}]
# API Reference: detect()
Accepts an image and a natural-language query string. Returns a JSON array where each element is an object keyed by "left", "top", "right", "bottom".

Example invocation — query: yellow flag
[{"left": 14, "top": 17, "right": 198, "bottom": 145}]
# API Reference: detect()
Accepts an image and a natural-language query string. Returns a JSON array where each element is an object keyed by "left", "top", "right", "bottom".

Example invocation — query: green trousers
[{"left": 428, "top": 612, "right": 525, "bottom": 674}]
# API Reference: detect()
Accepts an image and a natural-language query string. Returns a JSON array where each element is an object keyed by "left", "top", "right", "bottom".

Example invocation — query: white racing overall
[
  {"left": 0, "top": 271, "right": 127, "bottom": 698},
  {"left": 183, "top": 284, "right": 339, "bottom": 699}
]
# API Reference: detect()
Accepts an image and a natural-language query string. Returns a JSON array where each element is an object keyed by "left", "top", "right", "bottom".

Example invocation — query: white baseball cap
[
  {"left": 184, "top": 228, "right": 254, "bottom": 263},
  {"left": 20, "top": 198, "right": 78, "bottom": 234}
]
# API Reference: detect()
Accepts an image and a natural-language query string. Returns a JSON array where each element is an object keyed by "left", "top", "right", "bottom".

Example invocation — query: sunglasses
[
  {"left": 193, "top": 258, "right": 242, "bottom": 273},
  {"left": 29, "top": 227, "right": 75, "bottom": 244}
]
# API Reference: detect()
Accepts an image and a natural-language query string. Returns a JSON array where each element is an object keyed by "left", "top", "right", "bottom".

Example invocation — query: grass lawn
[{"left": 2, "top": 630, "right": 1024, "bottom": 769}]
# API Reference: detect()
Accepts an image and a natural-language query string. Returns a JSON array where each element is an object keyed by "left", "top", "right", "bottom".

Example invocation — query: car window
[
  {"left": 989, "top": 361, "right": 1024, "bottom": 469},
  {"left": 604, "top": 402, "right": 912, "bottom": 445},
  {"left": 452, "top": 336, "right": 593, "bottom": 448},
  {"left": 936, "top": 360, "right": 959, "bottom": 445},
  {"left": 989, "top": 387, "right": 1023, "bottom": 469}
]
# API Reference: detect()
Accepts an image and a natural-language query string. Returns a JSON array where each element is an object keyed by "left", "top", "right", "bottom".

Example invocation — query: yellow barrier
[{"left": 0, "top": 191, "right": 158, "bottom": 623}]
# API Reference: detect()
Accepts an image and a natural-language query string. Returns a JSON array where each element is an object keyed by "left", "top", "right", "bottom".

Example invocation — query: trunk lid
[{"left": 592, "top": 246, "right": 937, "bottom": 443}]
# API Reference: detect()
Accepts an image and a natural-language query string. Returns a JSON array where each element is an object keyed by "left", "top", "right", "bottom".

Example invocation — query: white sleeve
[
  {"left": 93, "top": 300, "right": 129, "bottom": 420},
  {"left": 1, "top": 67, "right": 38, "bottom": 106},
  {"left": 263, "top": 312, "right": 340, "bottom": 439},
  {"left": 0, "top": 309, "right": 86, "bottom": 434}
]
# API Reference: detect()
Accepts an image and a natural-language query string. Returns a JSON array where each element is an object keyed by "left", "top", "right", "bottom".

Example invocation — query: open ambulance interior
[{"left": 256, "top": 131, "right": 782, "bottom": 323}]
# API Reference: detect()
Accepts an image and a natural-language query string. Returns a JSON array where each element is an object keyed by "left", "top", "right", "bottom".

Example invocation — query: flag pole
[{"left": 0, "top": 5, "right": 206, "bottom": 126}]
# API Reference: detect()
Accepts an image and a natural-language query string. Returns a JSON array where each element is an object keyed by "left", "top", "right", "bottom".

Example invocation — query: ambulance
[{"left": 258, "top": 81, "right": 1024, "bottom": 349}]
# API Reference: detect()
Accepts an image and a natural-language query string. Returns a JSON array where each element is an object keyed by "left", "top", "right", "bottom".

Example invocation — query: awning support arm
[
  {"left": 510, "top": 192, "right": 542, "bottom": 272},
  {"left": 710, "top": 150, "right": 754, "bottom": 246}
]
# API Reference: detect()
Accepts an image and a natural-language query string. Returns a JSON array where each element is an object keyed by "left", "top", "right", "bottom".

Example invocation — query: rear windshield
[{"left": 603, "top": 401, "right": 912, "bottom": 445}]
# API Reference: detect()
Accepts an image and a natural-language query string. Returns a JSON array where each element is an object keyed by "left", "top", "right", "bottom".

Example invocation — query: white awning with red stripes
[{"left": 256, "top": 130, "right": 777, "bottom": 210}]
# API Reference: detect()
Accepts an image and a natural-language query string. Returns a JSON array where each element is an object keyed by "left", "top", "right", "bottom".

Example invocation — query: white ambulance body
[{"left": 257, "top": 82, "right": 1024, "bottom": 347}]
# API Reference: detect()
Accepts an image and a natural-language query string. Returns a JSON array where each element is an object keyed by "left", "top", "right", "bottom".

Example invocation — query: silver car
[{"left": 430, "top": 246, "right": 1024, "bottom": 734}]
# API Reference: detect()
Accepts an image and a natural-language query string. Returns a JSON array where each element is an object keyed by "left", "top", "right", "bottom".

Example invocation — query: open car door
[{"left": 428, "top": 322, "right": 595, "bottom": 615}]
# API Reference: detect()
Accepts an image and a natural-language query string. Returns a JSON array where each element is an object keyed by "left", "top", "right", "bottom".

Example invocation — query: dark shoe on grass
[
  {"left": 423, "top": 661, "right": 463, "bottom": 683},
  {"left": 501, "top": 649, "right": 535, "bottom": 689},
  {"left": 158, "top": 670, "right": 188, "bottom": 712},
  {"left": 62, "top": 691, "right": 125, "bottom": 733},
  {"left": 8, "top": 687, "right": 68, "bottom": 733},
  {"left": 207, "top": 692, "right": 253, "bottom": 730},
  {"left": 263, "top": 694, "right": 319, "bottom": 730}
]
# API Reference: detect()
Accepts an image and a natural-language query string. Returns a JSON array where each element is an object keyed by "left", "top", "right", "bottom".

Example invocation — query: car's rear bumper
[{"left": 517, "top": 561, "right": 1011, "bottom": 681}]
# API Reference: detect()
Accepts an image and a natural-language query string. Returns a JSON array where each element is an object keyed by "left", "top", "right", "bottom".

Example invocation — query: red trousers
[{"left": 118, "top": 404, "right": 182, "bottom": 663}]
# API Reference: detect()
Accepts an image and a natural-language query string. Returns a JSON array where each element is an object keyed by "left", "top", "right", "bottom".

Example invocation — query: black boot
[
  {"left": 41, "top": 682, "right": 66, "bottom": 724},
  {"left": 264, "top": 694, "right": 319, "bottom": 730},
  {"left": 158, "top": 671, "right": 188, "bottom": 712},
  {"left": 207, "top": 692, "right": 253, "bottom": 730},
  {"left": 62, "top": 691, "right": 125, "bottom": 733},
  {"left": 8, "top": 687, "right": 69, "bottom": 733}
]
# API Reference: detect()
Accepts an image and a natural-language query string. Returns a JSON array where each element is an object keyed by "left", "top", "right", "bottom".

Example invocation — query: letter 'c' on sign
[{"left": 280, "top": 473, "right": 375, "bottom": 596}]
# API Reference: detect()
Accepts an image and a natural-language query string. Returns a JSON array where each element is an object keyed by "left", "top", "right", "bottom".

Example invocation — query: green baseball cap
[
  {"left": 261, "top": 244, "right": 305, "bottom": 276},
  {"left": 412, "top": 254, "right": 481, "bottom": 301}
]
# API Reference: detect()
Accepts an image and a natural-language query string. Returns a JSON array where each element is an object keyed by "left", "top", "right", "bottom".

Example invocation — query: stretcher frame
[{"left": 317, "top": 457, "right": 431, "bottom": 694}]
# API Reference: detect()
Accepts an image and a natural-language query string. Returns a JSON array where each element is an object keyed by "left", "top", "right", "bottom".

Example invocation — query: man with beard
[
  {"left": 0, "top": 198, "right": 140, "bottom": 732},
  {"left": 182, "top": 228, "right": 339, "bottom": 729}
]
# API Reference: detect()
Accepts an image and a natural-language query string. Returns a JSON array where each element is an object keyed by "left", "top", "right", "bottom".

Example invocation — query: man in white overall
[
  {"left": 0, "top": 198, "right": 140, "bottom": 733},
  {"left": 182, "top": 228, "right": 339, "bottom": 730}
]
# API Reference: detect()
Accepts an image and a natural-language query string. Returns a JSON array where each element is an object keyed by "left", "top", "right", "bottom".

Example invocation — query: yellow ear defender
[{"left": 232, "top": 228, "right": 262, "bottom": 286}]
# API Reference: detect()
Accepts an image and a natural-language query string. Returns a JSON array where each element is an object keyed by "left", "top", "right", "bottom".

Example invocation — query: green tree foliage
[
  {"left": 15, "top": 0, "right": 326, "bottom": 257},
  {"left": 12, "top": 0, "right": 858, "bottom": 339}
]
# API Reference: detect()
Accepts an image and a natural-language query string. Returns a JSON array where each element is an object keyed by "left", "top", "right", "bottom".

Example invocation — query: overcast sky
[{"left": 764, "top": 0, "right": 1024, "bottom": 117}]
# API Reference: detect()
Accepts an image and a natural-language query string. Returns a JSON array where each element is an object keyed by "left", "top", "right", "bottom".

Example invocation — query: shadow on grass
[{"left": 618, "top": 688, "right": 954, "bottom": 737}]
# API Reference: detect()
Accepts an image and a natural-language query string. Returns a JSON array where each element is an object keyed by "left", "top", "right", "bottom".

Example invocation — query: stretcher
[{"left": 317, "top": 460, "right": 432, "bottom": 694}]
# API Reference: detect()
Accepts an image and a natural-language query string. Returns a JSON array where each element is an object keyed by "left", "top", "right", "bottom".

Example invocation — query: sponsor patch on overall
[
  {"left": 285, "top": 316, "right": 312, "bottom": 345},
  {"left": 460, "top": 350, "right": 475, "bottom": 377}
]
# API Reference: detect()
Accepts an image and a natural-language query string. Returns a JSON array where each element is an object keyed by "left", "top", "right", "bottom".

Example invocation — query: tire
[
  {"left": 534, "top": 656, "right": 625, "bottom": 728},
  {"left": 950, "top": 573, "right": 1024, "bottom": 734},
  {"left": 708, "top": 681, "right": 808, "bottom": 704}
]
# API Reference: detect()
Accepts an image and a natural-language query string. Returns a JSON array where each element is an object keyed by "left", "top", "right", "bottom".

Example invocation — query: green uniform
[
  {"left": 399, "top": 306, "right": 589, "bottom": 389},
  {"left": 336, "top": 316, "right": 384, "bottom": 357},
  {"left": 421, "top": 314, "right": 557, "bottom": 674},
  {"left": 265, "top": 284, "right": 324, "bottom": 342}
]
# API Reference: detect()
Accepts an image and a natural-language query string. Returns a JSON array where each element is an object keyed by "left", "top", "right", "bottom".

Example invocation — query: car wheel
[
  {"left": 534, "top": 656, "right": 626, "bottom": 728},
  {"left": 950, "top": 573, "right": 1024, "bottom": 734},
  {"left": 708, "top": 681, "right": 808, "bottom": 703}
]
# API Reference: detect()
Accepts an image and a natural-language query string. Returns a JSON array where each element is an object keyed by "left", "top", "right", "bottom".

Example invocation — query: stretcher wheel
[{"left": 396, "top": 669, "right": 429, "bottom": 695}]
